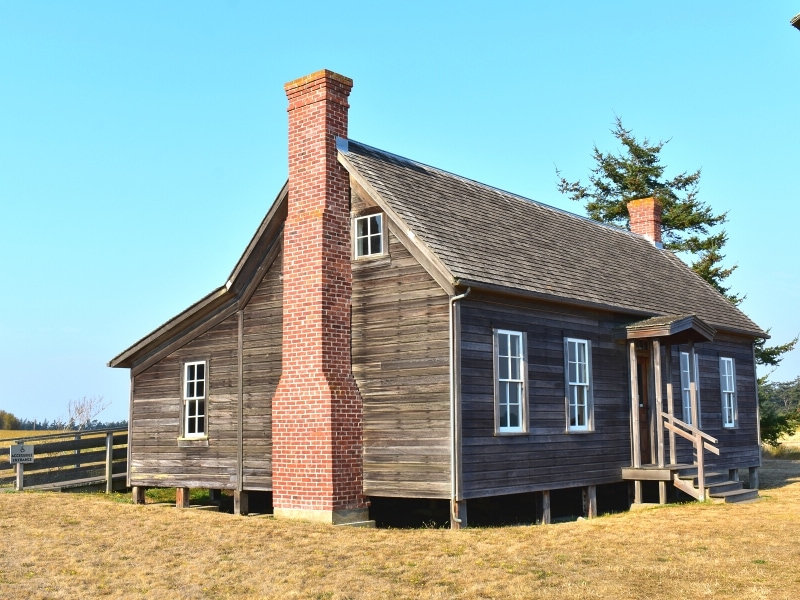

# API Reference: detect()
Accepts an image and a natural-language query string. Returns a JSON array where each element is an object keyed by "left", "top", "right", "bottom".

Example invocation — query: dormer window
[{"left": 354, "top": 213, "right": 384, "bottom": 258}]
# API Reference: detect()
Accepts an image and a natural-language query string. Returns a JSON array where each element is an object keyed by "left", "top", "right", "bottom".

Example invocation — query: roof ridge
[{"left": 344, "top": 138, "right": 641, "bottom": 242}]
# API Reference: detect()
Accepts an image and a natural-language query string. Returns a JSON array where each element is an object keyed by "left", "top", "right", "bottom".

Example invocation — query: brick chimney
[
  {"left": 628, "top": 197, "right": 663, "bottom": 247},
  {"left": 271, "top": 70, "right": 367, "bottom": 524}
]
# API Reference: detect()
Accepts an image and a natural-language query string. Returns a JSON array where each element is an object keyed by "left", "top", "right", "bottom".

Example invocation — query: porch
[{"left": 616, "top": 315, "right": 759, "bottom": 505}]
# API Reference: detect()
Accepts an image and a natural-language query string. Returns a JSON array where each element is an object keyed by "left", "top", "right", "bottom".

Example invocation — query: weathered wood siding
[
  {"left": 459, "top": 296, "right": 632, "bottom": 498},
  {"left": 129, "top": 251, "right": 283, "bottom": 490},
  {"left": 665, "top": 335, "right": 760, "bottom": 469},
  {"left": 130, "top": 314, "right": 240, "bottom": 489},
  {"left": 241, "top": 251, "right": 282, "bottom": 489},
  {"left": 351, "top": 214, "right": 451, "bottom": 498}
]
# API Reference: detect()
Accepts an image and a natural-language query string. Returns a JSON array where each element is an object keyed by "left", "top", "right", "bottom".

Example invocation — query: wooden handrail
[
  {"left": 658, "top": 411, "right": 718, "bottom": 501},
  {"left": 660, "top": 412, "right": 717, "bottom": 444}
]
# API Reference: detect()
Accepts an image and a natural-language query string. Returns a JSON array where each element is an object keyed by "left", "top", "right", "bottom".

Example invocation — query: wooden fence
[{"left": 0, "top": 428, "right": 128, "bottom": 493}]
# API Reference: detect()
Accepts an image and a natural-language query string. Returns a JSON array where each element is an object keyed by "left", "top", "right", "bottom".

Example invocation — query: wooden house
[{"left": 109, "top": 70, "right": 765, "bottom": 527}]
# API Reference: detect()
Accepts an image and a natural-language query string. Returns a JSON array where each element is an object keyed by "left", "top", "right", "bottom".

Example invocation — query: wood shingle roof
[{"left": 338, "top": 139, "right": 765, "bottom": 338}]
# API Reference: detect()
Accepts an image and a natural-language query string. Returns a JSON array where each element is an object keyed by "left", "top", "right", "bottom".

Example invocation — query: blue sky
[{"left": 1, "top": 2, "right": 798, "bottom": 422}]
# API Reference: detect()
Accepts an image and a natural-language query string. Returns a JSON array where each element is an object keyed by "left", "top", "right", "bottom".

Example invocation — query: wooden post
[
  {"left": 15, "top": 463, "right": 23, "bottom": 491},
  {"left": 74, "top": 433, "right": 81, "bottom": 469},
  {"left": 652, "top": 340, "right": 665, "bottom": 468},
  {"left": 132, "top": 486, "right": 146, "bottom": 504},
  {"left": 665, "top": 345, "right": 676, "bottom": 466},
  {"left": 583, "top": 485, "right": 597, "bottom": 518},
  {"left": 234, "top": 490, "right": 249, "bottom": 516},
  {"left": 629, "top": 342, "right": 643, "bottom": 505},
  {"left": 105, "top": 432, "right": 114, "bottom": 494},
  {"left": 748, "top": 467, "right": 759, "bottom": 490},
  {"left": 695, "top": 431, "right": 705, "bottom": 501},
  {"left": 541, "top": 490, "right": 551, "bottom": 525},
  {"left": 176, "top": 487, "right": 190, "bottom": 508},
  {"left": 629, "top": 342, "right": 641, "bottom": 469}
]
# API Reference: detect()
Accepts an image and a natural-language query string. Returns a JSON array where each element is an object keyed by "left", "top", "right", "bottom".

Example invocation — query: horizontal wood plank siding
[
  {"left": 459, "top": 296, "right": 632, "bottom": 498},
  {"left": 241, "top": 251, "right": 282, "bottom": 489},
  {"left": 664, "top": 334, "right": 760, "bottom": 469},
  {"left": 352, "top": 186, "right": 451, "bottom": 499},
  {"left": 131, "top": 314, "right": 240, "bottom": 489},
  {"left": 130, "top": 251, "right": 283, "bottom": 490}
]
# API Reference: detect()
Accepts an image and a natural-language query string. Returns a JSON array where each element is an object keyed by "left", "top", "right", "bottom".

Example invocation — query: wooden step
[
  {"left": 706, "top": 480, "right": 744, "bottom": 495},
  {"left": 709, "top": 488, "right": 759, "bottom": 503}
]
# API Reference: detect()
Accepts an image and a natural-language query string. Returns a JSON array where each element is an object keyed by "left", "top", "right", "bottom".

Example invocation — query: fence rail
[{"left": 0, "top": 428, "right": 128, "bottom": 493}]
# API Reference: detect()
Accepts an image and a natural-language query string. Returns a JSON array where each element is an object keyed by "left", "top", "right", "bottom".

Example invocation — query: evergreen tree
[
  {"left": 558, "top": 117, "right": 798, "bottom": 443},
  {"left": 557, "top": 117, "right": 739, "bottom": 302}
]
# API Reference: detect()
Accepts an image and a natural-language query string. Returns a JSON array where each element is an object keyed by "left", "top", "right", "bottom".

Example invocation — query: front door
[{"left": 636, "top": 356, "right": 652, "bottom": 464}]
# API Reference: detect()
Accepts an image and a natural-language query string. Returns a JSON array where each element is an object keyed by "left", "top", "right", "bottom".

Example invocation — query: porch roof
[{"left": 615, "top": 314, "right": 717, "bottom": 344}]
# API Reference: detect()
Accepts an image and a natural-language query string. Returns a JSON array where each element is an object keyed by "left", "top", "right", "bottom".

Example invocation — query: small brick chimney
[
  {"left": 271, "top": 70, "right": 367, "bottom": 524},
  {"left": 628, "top": 197, "right": 663, "bottom": 247}
]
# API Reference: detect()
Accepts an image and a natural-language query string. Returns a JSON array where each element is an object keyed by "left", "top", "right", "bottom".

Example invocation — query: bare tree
[{"left": 54, "top": 396, "right": 111, "bottom": 431}]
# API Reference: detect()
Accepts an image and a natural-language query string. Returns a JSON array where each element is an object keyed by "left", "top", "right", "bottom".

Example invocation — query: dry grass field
[
  {"left": 0, "top": 458, "right": 797, "bottom": 599},
  {"left": 0, "top": 430, "right": 61, "bottom": 448}
]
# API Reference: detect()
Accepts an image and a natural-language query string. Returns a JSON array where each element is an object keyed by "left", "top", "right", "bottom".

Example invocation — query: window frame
[
  {"left": 182, "top": 360, "right": 208, "bottom": 439},
  {"left": 720, "top": 357, "right": 738, "bottom": 428},
  {"left": 493, "top": 329, "right": 528, "bottom": 435},
  {"left": 352, "top": 212, "right": 386, "bottom": 259},
  {"left": 679, "top": 351, "right": 701, "bottom": 426},
  {"left": 564, "top": 337, "right": 594, "bottom": 432}
]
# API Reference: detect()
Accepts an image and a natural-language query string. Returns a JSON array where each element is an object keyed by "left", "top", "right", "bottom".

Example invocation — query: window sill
[
  {"left": 352, "top": 254, "right": 390, "bottom": 267},
  {"left": 177, "top": 437, "right": 209, "bottom": 448},
  {"left": 565, "top": 429, "right": 594, "bottom": 434},
  {"left": 494, "top": 431, "right": 528, "bottom": 437}
]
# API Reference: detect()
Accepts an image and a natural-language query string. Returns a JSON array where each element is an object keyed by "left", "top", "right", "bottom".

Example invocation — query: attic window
[{"left": 354, "top": 213, "right": 384, "bottom": 258}]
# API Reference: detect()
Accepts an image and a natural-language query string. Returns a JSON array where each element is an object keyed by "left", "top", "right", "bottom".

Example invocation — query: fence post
[
  {"left": 105, "top": 432, "right": 114, "bottom": 494},
  {"left": 16, "top": 463, "right": 24, "bottom": 491},
  {"left": 74, "top": 433, "right": 81, "bottom": 469}
]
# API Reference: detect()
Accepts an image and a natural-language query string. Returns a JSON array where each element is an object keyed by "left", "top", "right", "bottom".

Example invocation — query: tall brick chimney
[
  {"left": 628, "top": 197, "right": 663, "bottom": 247},
  {"left": 272, "top": 70, "right": 367, "bottom": 524}
]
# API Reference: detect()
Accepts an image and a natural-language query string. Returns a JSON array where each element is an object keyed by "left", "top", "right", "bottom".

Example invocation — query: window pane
[
  {"left": 577, "top": 342, "right": 586, "bottom": 366},
  {"left": 196, "top": 363, "right": 204, "bottom": 380},
  {"left": 510, "top": 335, "right": 520, "bottom": 357},
  {"left": 188, "top": 364, "right": 196, "bottom": 380},
  {"left": 357, "top": 217, "right": 368, "bottom": 237},
  {"left": 197, "top": 401, "right": 205, "bottom": 417},
  {"left": 188, "top": 401, "right": 196, "bottom": 417},
  {"left": 196, "top": 381, "right": 205, "bottom": 398},
  {"left": 369, "top": 215, "right": 380, "bottom": 234},
  {"left": 370, "top": 233, "right": 382, "bottom": 255},
  {"left": 499, "top": 382, "right": 509, "bottom": 404},
  {"left": 499, "top": 333, "right": 508, "bottom": 357},
  {"left": 499, "top": 357, "right": 509, "bottom": 380},
  {"left": 358, "top": 236, "right": 368, "bottom": 257},
  {"left": 187, "top": 382, "right": 195, "bottom": 398},
  {"left": 510, "top": 356, "right": 519, "bottom": 380},
  {"left": 508, "top": 381, "right": 518, "bottom": 404},
  {"left": 188, "top": 418, "right": 196, "bottom": 434},
  {"left": 197, "top": 416, "right": 205, "bottom": 434},
  {"left": 568, "top": 361, "right": 577, "bottom": 384},
  {"left": 509, "top": 403, "right": 519, "bottom": 428}
]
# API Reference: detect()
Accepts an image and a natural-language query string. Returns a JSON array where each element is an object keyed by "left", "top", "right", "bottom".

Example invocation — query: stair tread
[{"left": 710, "top": 488, "right": 757, "bottom": 498}]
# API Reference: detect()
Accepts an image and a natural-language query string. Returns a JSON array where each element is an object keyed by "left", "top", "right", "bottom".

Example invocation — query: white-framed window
[
  {"left": 720, "top": 357, "right": 737, "bottom": 428},
  {"left": 565, "top": 338, "right": 593, "bottom": 431},
  {"left": 183, "top": 361, "right": 206, "bottom": 437},
  {"left": 679, "top": 351, "right": 701, "bottom": 426},
  {"left": 494, "top": 329, "right": 527, "bottom": 434},
  {"left": 354, "top": 213, "right": 384, "bottom": 258}
]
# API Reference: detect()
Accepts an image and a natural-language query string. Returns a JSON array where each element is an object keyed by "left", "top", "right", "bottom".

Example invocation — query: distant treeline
[{"left": 0, "top": 410, "right": 127, "bottom": 431}]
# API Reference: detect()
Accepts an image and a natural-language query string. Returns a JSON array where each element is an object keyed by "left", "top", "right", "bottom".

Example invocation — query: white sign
[{"left": 9, "top": 444, "right": 34, "bottom": 464}]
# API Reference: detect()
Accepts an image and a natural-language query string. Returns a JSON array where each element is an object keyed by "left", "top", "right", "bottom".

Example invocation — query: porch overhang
[{"left": 614, "top": 314, "right": 716, "bottom": 345}]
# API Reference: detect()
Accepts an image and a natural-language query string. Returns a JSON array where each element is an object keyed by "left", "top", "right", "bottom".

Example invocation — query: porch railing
[{"left": 660, "top": 412, "right": 719, "bottom": 500}]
